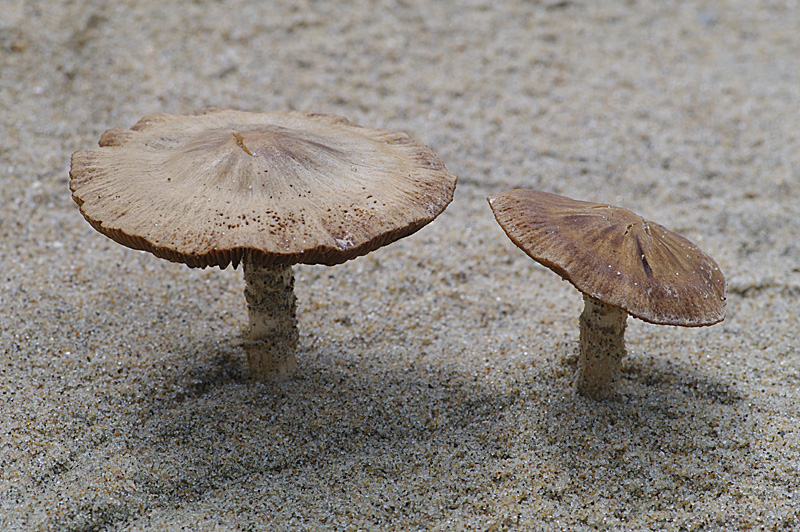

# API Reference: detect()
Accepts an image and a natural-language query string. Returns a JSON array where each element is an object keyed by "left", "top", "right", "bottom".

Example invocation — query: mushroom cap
[
  {"left": 70, "top": 108, "right": 457, "bottom": 268},
  {"left": 488, "top": 189, "right": 726, "bottom": 326}
]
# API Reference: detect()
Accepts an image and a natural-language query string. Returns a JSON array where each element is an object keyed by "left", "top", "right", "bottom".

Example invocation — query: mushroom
[
  {"left": 488, "top": 189, "right": 726, "bottom": 398},
  {"left": 70, "top": 108, "right": 457, "bottom": 380}
]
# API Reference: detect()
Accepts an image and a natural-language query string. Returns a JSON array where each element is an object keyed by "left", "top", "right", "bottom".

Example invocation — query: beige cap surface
[
  {"left": 70, "top": 108, "right": 457, "bottom": 268},
  {"left": 488, "top": 189, "right": 726, "bottom": 326}
]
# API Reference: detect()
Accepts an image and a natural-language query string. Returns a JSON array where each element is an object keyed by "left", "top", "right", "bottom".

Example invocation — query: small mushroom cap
[
  {"left": 70, "top": 108, "right": 457, "bottom": 268},
  {"left": 488, "top": 189, "right": 726, "bottom": 326}
]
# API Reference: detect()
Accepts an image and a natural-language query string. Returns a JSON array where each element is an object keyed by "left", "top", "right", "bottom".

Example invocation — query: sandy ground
[{"left": 2, "top": 0, "right": 800, "bottom": 530}]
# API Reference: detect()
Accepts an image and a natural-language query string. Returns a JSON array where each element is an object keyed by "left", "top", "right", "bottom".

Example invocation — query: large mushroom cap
[
  {"left": 70, "top": 108, "right": 457, "bottom": 268},
  {"left": 488, "top": 189, "right": 726, "bottom": 326}
]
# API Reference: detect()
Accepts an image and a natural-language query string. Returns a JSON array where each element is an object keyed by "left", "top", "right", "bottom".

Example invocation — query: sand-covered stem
[
  {"left": 577, "top": 294, "right": 628, "bottom": 398},
  {"left": 242, "top": 255, "right": 299, "bottom": 380}
]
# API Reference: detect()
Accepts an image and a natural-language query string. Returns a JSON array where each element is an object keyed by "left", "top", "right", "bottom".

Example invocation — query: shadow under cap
[{"left": 488, "top": 189, "right": 726, "bottom": 326}]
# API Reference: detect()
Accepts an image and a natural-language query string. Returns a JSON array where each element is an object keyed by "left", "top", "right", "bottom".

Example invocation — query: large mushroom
[
  {"left": 70, "top": 108, "right": 457, "bottom": 380},
  {"left": 488, "top": 189, "right": 726, "bottom": 398}
]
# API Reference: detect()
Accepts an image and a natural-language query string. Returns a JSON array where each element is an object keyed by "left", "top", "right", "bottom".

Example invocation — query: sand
[{"left": 2, "top": 0, "right": 799, "bottom": 530}]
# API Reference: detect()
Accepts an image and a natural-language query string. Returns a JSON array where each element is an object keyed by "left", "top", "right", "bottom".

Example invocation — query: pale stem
[
  {"left": 577, "top": 294, "right": 628, "bottom": 398},
  {"left": 242, "top": 254, "right": 298, "bottom": 380}
]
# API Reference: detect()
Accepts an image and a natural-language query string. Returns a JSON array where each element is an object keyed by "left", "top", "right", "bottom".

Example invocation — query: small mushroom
[
  {"left": 488, "top": 189, "right": 726, "bottom": 398},
  {"left": 70, "top": 108, "right": 457, "bottom": 380}
]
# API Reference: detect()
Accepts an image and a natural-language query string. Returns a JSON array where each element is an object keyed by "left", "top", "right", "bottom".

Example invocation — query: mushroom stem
[
  {"left": 577, "top": 294, "right": 628, "bottom": 398},
  {"left": 242, "top": 254, "right": 299, "bottom": 380}
]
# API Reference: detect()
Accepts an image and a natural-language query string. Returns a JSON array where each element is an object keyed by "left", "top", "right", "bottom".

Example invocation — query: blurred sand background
[{"left": 2, "top": 0, "right": 799, "bottom": 530}]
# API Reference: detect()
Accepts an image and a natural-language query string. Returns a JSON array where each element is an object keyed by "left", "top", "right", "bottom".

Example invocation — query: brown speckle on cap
[{"left": 71, "top": 108, "right": 456, "bottom": 270}]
